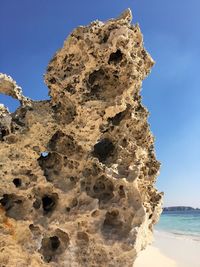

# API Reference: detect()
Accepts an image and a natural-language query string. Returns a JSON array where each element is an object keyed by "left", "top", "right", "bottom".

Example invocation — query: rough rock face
[{"left": 0, "top": 9, "right": 163, "bottom": 267}]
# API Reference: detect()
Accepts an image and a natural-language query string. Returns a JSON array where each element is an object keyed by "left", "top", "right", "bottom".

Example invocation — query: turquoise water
[{"left": 156, "top": 211, "right": 200, "bottom": 238}]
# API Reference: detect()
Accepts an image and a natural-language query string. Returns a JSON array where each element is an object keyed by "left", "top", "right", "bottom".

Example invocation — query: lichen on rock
[{"left": 0, "top": 9, "right": 162, "bottom": 267}]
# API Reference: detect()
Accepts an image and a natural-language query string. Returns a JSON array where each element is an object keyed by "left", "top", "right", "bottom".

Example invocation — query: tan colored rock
[
  {"left": 0, "top": 9, "right": 163, "bottom": 267},
  {"left": 0, "top": 73, "right": 31, "bottom": 107}
]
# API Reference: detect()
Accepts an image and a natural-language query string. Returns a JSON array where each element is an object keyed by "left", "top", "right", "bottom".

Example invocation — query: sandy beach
[{"left": 134, "top": 231, "right": 200, "bottom": 267}]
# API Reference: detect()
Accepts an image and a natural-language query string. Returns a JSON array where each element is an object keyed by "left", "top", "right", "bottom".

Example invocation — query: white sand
[
  {"left": 134, "top": 231, "right": 200, "bottom": 267},
  {"left": 134, "top": 246, "right": 177, "bottom": 267}
]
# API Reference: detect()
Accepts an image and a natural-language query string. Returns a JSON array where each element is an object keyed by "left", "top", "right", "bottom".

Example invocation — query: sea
[{"left": 155, "top": 210, "right": 200, "bottom": 241}]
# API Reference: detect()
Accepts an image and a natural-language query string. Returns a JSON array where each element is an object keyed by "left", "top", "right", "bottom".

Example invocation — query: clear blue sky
[{"left": 0, "top": 0, "right": 199, "bottom": 207}]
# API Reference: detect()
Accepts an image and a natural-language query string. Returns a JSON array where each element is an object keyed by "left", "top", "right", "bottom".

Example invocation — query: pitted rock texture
[
  {"left": 0, "top": 9, "right": 163, "bottom": 267},
  {"left": 0, "top": 73, "right": 31, "bottom": 106}
]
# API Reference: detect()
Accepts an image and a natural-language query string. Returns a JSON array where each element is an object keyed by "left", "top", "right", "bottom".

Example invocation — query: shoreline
[
  {"left": 155, "top": 228, "right": 200, "bottom": 242},
  {"left": 134, "top": 230, "right": 200, "bottom": 267}
]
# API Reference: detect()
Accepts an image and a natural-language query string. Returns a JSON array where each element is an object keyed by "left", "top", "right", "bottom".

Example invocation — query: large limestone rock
[{"left": 0, "top": 9, "right": 162, "bottom": 267}]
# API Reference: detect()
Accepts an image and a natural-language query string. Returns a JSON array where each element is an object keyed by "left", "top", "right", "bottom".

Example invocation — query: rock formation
[{"left": 0, "top": 9, "right": 163, "bottom": 267}]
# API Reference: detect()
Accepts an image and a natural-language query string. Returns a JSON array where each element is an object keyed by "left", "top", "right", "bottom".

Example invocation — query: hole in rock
[
  {"left": 52, "top": 101, "right": 76, "bottom": 125},
  {"left": 66, "top": 207, "right": 71, "bottom": 212},
  {"left": 77, "top": 231, "right": 89, "bottom": 244},
  {"left": 86, "top": 175, "right": 114, "bottom": 203},
  {"left": 0, "top": 126, "right": 10, "bottom": 141},
  {"left": 93, "top": 180, "right": 105, "bottom": 193},
  {"left": 118, "top": 185, "right": 125, "bottom": 198},
  {"left": 149, "top": 214, "right": 153, "bottom": 219},
  {"left": 69, "top": 176, "right": 75, "bottom": 182},
  {"left": 102, "top": 210, "right": 123, "bottom": 237},
  {"left": 108, "top": 112, "right": 126, "bottom": 126},
  {"left": 38, "top": 152, "right": 63, "bottom": 182},
  {"left": 48, "top": 130, "right": 77, "bottom": 155},
  {"left": 82, "top": 163, "right": 101, "bottom": 177},
  {"left": 86, "top": 69, "right": 109, "bottom": 100},
  {"left": 0, "top": 194, "right": 11, "bottom": 208},
  {"left": 0, "top": 94, "right": 20, "bottom": 113},
  {"left": 90, "top": 84, "right": 102, "bottom": 97},
  {"left": 108, "top": 49, "right": 123, "bottom": 64},
  {"left": 29, "top": 223, "right": 34, "bottom": 230},
  {"left": 42, "top": 194, "right": 58, "bottom": 213},
  {"left": 41, "top": 151, "right": 49, "bottom": 158},
  {"left": 29, "top": 223, "right": 38, "bottom": 231},
  {"left": 50, "top": 236, "right": 60, "bottom": 251},
  {"left": 108, "top": 105, "right": 130, "bottom": 127},
  {"left": 38, "top": 152, "right": 62, "bottom": 170},
  {"left": 49, "top": 77, "right": 56, "bottom": 84},
  {"left": 86, "top": 67, "right": 123, "bottom": 100},
  {"left": 103, "top": 210, "right": 121, "bottom": 228},
  {"left": 12, "top": 178, "right": 22, "bottom": 187},
  {"left": 40, "top": 235, "right": 61, "bottom": 262},
  {"left": 11, "top": 106, "right": 32, "bottom": 131},
  {"left": 64, "top": 84, "right": 76, "bottom": 94},
  {"left": 88, "top": 69, "right": 105, "bottom": 86},
  {"left": 109, "top": 112, "right": 125, "bottom": 126},
  {"left": 92, "top": 138, "right": 115, "bottom": 162},
  {"left": 102, "top": 34, "right": 109, "bottom": 43},
  {"left": 93, "top": 175, "right": 114, "bottom": 201},
  {"left": 29, "top": 224, "right": 41, "bottom": 236},
  {"left": 0, "top": 194, "right": 23, "bottom": 208},
  {"left": 0, "top": 193, "right": 25, "bottom": 220}
]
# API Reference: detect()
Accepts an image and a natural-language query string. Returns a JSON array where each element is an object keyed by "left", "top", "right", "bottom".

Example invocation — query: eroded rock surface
[{"left": 0, "top": 9, "right": 162, "bottom": 267}]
